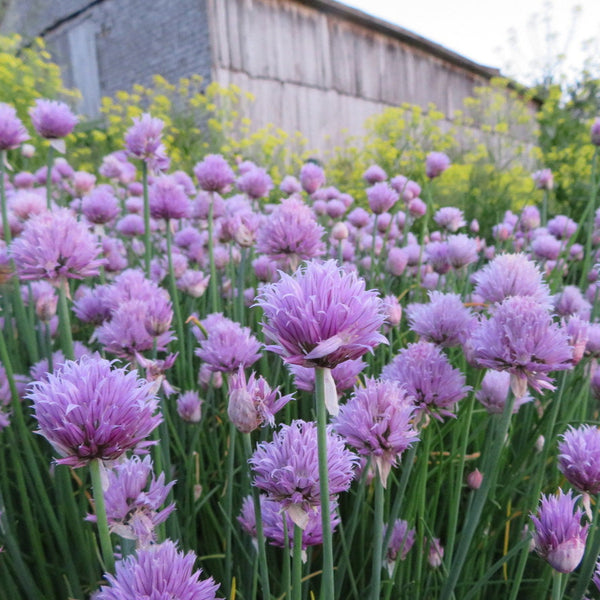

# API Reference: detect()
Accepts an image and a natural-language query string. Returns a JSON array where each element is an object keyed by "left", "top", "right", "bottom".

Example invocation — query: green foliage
[
  {"left": 327, "top": 79, "right": 542, "bottom": 234},
  {"left": 537, "top": 78, "right": 600, "bottom": 219}
]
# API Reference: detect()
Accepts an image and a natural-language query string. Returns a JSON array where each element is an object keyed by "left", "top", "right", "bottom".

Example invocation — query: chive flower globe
[
  {"left": 28, "top": 356, "right": 161, "bottom": 468},
  {"left": 29, "top": 99, "right": 77, "bottom": 139},
  {"left": 530, "top": 489, "right": 588, "bottom": 573},
  {"left": 95, "top": 539, "right": 220, "bottom": 600},
  {"left": 0, "top": 102, "right": 30, "bottom": 150},
  {"left": 557, "top": 425, "right": 600, "bottom": 495},
  {"left": 10, "top": 207, "right": 105, "bottom": 282},
  {"left": 256, "top": 259, "right": 387, "bottom": 368}
]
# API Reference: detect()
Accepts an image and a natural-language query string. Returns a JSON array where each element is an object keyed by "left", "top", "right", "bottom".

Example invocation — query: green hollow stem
[
  {"left": 370, "top": 473, "right": 385, "bottom": 600},
  {"left": 57, "top": 281, "right": 75, "bottom": 360},
  {"left": 292, "top": 524, "right": 303, "bottom": 600},
  {"left": 224, "top": 419, "right": 236, "bottom": 598},
  {"left": 552, "top": 571, "right": 564, "bottom": 600},
  {"left": 440, "top": 393, "right": 515, "bottom": 600},
  {"left": 1, "top": 150, "right": 11, "bottom": 244},
  {"left": 45, "top": 145, "right": 54, "bottom": 209},
  {"left": 315, "top": 366, "right": 334, "bottom": 600},
  {"left": 89, "top": 458, "right": 114, "bottom": 574},
  {"left": 242, "top": 433, "right": 271, "bottom": 599},
  {"left": 142, "top": 161, "right": 151, "bottom": 277},
  {"left": 165, "top": 220, "right": 188, "bottom": 384}
]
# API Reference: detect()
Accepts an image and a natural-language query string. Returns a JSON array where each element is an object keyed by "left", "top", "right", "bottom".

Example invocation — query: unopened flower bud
[{"left": 467, "top": 468, "right": 483, "bottom": 490}]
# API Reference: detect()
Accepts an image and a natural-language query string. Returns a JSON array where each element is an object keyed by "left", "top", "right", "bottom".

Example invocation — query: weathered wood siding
[{"left": 207, "top": 0, "right": 502, "bottom": 155}]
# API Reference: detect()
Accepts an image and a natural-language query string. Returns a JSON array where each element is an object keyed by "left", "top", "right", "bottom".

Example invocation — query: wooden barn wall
[{"left": 207, "top": 0, "right": 494, "bottom": 155}]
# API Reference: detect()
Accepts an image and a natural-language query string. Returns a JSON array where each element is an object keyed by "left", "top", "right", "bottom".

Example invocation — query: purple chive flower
[
  {"left": 530, "top": 489, "right": 588, "bottom": 573},
  {"left": 564, "top": 315, "right": 589, "bottom": 365},
  {"left": 558, "top": 425, "right": 600, "bottom": 495},
  {"left": 472, "top": 253, "right": 551, "bottom": 306},
  {"left": 193, "top": 313, "right": 262, "bottom": 373},
  {"left": 236, "top": 166, "right": 273, "bottom": 199},
  {"left": 532, "top": 168, "right": 554, "bottom": 190},
  {"left": 425, "top": 151, "right": 451, "bottom": 179},
  {"left": 554, "top": 286, "right": 591, "bottom": 320},
  {"left": 194, "top": 154, "right": 235, "bottom": 193},
  {"left": 384, "top": 519, "right": 416, "bottom": 571},
  {"left": 116, "top": 213, "right": 145, "bottom": 236},
  {"left": 366, "top": 182, "right": 398, "bottom": 215},
  {"left": 288, "top": 358, "right": 366, "bottom": 395},
  {"left": 434, "top": 206, "right": 465, "bottom": 232},
  {"left": 381, "top": 341, "right": 470, "bottom": 421},
  {"left": 382, "top": 294, "right": 402, "bottom": 328},
  {"left": 386, "top": 247, "right": 409, "bottom": 277},
  {"left": 0, "top": 103, "right": 29, "bottom": 150},
  {"left": 124, "top": 113, "right": 169, "bottom": 172},
  {"left": 531, "top": 233, "right": 561, "bottom": 261},
  {"left": 591, "top": 118, "right": 600, "bottom": 146},
  {"left": 86, "top": 455, "right": 175, "bottom": 547},
  {"left": 547, "top": 215, "right": 577, "bottom": 240},
  {"left": 238, "top": 495, "right": 340, "bottom": 550},
  {"left": 363, "top": 164, "right": 387, "bottom": 184},
  {"left": 249, "top": 419, "right": 357, "bottom": 528},
  {"left": 472, "top": 295, "right": 572, "bottom": 397},
  {"left": 427, "top": 537, "right": 445, "bottom": 568},
  {"left": 333, "top": 378, "right": 418, "bottom": 486},
  {"left": 256, "top": 197, "right": 325, "bottom": 271},
  {"left": 81, "top": 185, "right": 120, "bottom": 225},
  {"left": 257, "top": 259, "right": 387, "bottom": 368},
  {"left": 29, "top": 99, "right": 77, "bottom": 139},
  {"left": 28, "top": 356, "right": 161, "bottom": 468},
  {"left": 149, "top": 174, "right": 191, "bottom": 220},
  {"left": 425, "top": 241, "right": 451, "bottom": 275},
  {"left": 406, "top": 291, "right": 477, "bottom": 348},
  {"left": 347, "top": 207, "right": 370, "bottom": 228},
  {"left": 447, "top": 233, "right": 478, "bottom": 268},
  {"left": 280, "top": 175, "right": 302, "bottom": 195},
  {"left": 475, "top": 370, "right": 532, "bottom": 414},
  {"left": 519, "top": 205, "right": 541, "bottom": 231},
  {"left": 300, "top": 162, "right": 326, "bottom": 195},
  {"left": 10, "top": 207, "right": 105, "bottom": 282},
  {"left": 95, "top": 539, "right": 220, "bottom": 600},
  {"left": 177, "top": 390, "right": 203, "bottom": 423},
  {"left": 227, "top": 366, "right": 293, "bottom": 433}
]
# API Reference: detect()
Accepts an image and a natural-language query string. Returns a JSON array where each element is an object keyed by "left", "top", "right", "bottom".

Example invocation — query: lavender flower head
[
  {"left": 433, "top": 206, "right": 465, "bottom": 232},
  {"left": 406, "top": 291, "right": 477, "bottom": 348},
  {"left": 381, "top": 341, "right": 470, "bottom": 421},
  {"left": 558, "top": 425, "right": 600, "bottom": 495},
  {"left": 547, "top": 215, "right": 577, "bottom": 240},
  {"left": 532, "top": 168, "right": 554, "bottom": 190},
  {"left": 475, "top": 370, "right": 532, "bottom": 414},
  {"left": 194, "top": 154, "right": 235, "bottom": 193},
  {"left": 300, "top": 162, "right": 326, "bottom": 194},
  {"left": 86, "top": 455, "right": 175, "bottom": 547},
  {"left": 29, "top": 99, "right": 77, "bottom": 139},
  {"left": 384, "top": 519, "right": 416, "bottom": 572},
  {"left": 28, "top": 356, "right": 161, "bottom": 467},
  {"left": 0, "top": 103, "right": 29, "bottom": 150},
  {"left": 257, "top": 259, "right": 387, "bottom": 368},
  {"left": 177, "top": 390, "right": 203, "bottom": 423},
  {"left": 366, "top": 182, "right": 398, "bottom": 214},
  {"left": 249, "top": 419, "right": 357, "bottom": 528},
  {"left": 149, "top": 174, "right": 191, "bottom": 220},
  {"left": 255, "top": 196, "right": 325, "bottom": 271},
  {"left": 333, "top": 378, "right": 419, "bottom": 486},
  {"left": 94, "top": 539, "right": 220, "bottom": 600},
  {"left": 288, "top": 358, "right": 366, "bottom": 395},
  {"left": 363, "top": 164, "right": 387, "bottom": 184},
  {"left": 11, "top": 207, "right": 105, "bottom": 282},
  {"left": 447, "top": 233, "right": 478, "bottom": 268},
  {"left": 193, "top": 313, "right": 262, "bottom": 373},
  {"left": 530, "top": 489, "right": 588, "bottom": 573},
  {"left": 81, "top": 185, "right": 120, "bottom": 225},
  {"left": 472, "top": 295, "right": 572, "bottom": 397},
  {"left": 124, "top": 113, "right": 169, "bottom": 171},
  {"left": 227, "top": 366, "right": 294, "bottom": 433},
  {"left": 591, "top": 117, "right": 600, "bottom": 146},
  {"left": 472, "top": 253, "right": 551, "bottom": 306},
  {"left": 425, "top": 151, "right": 451, "bottom": 178},
  {"left": 236, "top": 166, "right": 273, "bottom": 199},
  {"left": 238, "top": 494, "right": 341, "bottom": 551}
]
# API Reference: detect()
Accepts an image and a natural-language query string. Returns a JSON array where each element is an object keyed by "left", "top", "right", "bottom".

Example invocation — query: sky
[{"left": 339, "top": 0, "right": 600, "bottom": 86}]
